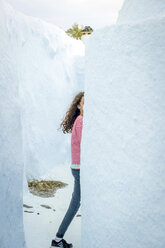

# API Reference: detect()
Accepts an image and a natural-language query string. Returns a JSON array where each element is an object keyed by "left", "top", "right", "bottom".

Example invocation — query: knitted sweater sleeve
[{"left": 75, "top": 117, "right": 83, "bottom": 144}]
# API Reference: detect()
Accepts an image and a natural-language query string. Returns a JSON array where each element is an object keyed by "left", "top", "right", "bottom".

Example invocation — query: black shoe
[{"left": 50, "top": 238, "right": 73, "bottom": 248}]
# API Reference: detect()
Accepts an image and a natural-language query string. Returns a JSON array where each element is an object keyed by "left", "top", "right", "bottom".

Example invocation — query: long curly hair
[{"left": 58, "top": 91, "right": 84, "bottom": 134}]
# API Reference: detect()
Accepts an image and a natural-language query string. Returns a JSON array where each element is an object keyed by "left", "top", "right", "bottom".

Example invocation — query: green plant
[{"left": 66, "top": 23, "right": 84, "bottom": 40}]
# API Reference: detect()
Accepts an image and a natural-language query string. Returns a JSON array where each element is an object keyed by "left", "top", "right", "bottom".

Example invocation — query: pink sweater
[{"left": 71, "top": 115, "right": 83, "bottom": 164}]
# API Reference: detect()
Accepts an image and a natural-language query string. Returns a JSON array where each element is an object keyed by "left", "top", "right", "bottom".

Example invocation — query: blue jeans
[{"left": 56, "top": 168, "right": 81, "bottom": 238}]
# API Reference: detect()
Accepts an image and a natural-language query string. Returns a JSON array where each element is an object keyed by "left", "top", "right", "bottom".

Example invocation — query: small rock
[
  {"left": 40, "top": 204, "right": 51, "bottom": 209},
  {"left": 23, "top": 204, "right": 33, "bottom": 208}
]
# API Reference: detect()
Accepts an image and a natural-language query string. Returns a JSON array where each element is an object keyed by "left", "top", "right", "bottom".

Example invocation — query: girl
[{"left": 50, "top": 92, "right": 84, "bottom": 248}]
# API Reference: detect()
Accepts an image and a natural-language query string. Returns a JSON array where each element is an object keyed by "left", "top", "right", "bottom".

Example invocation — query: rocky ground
[{"left": 23, "top": 164, "right": 81, "bottom": 248}]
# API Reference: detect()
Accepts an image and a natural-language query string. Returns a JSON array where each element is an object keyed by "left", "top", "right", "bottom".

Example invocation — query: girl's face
[{"left": 77, "top": 96, "right": 84, "bottom": 116}]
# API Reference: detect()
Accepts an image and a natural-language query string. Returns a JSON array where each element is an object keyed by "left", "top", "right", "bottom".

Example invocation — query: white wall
[
  {"left": 81, "top": 1, "right": 165, "bottom": 247},
  {"left": 117, "top": 0, "right": 165, "bottom": 23},
  {"left": 0, "top": 1, "right": 84, "bottom": 246},
  {"left": 0, "top": 1, "right": 26, "bottom": 247},
  {"left": 3, "top": 2, "right": 84, "bottom": 180},
  {"left": 17, "top": 12, "right": 84, "bottom": 180}
]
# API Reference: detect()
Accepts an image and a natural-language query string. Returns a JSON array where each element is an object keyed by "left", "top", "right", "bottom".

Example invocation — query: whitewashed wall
[
  {"left": 0, "top": 1, "right": 85, "bottom": 246},
  {"left": 81, "top": 1, "right": 165, "bottom": 247},
  {"left": 0, "top": 1, "right": 26, "bottom": 247},
  {"left": 117, "top": 0, "right": 165, "bottom": 24},
  {"left": 2, "top": 2, "right": 84, "bottom": 180}
]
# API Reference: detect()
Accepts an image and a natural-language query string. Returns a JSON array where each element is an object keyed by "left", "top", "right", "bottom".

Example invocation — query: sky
[{"left": 7, "top": 0, "right": 124, "bottom": 31}]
